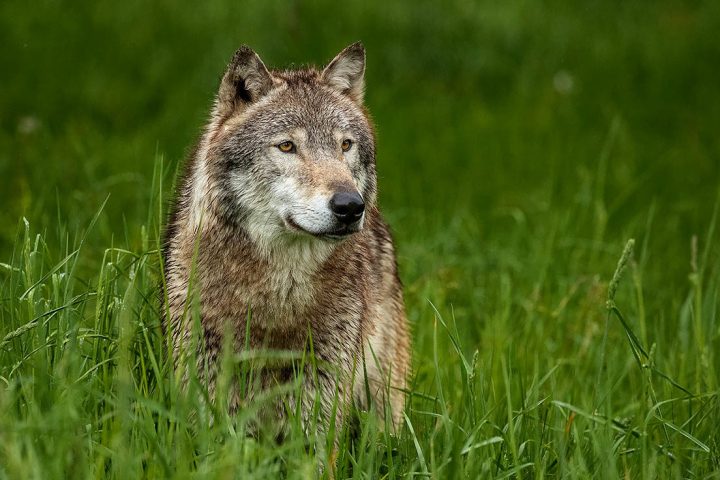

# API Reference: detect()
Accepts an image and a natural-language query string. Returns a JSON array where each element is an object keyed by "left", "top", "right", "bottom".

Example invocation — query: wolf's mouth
[{"left": 285, "top": 216, "right": 359, "bottom": 240}]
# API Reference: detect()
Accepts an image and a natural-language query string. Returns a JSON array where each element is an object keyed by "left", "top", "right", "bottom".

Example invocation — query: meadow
[{"left": 1, "top": 1, "right": 719, "bottom": 478}]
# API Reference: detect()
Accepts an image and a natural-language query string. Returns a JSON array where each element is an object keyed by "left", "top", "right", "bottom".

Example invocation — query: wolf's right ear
[{"left": 215, "top": 46, "right": 274, "bottom": 117}]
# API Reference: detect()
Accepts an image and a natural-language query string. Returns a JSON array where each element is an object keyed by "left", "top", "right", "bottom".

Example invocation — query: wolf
[{"left": 162, "top": 42, "right": 410, "bottom": 437}]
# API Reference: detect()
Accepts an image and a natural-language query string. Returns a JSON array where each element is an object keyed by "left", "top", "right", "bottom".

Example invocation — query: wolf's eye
[
  {"left": 341, "top": 139, "right": 353, "bottom": 152},
  {"left": 277, "top": 141, "right": 296, "bottom": 153}
]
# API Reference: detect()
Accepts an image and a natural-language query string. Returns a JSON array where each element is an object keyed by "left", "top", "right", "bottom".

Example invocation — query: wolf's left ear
[
  {"left": 216, "top": 45, "right": 274, "bottom": 117},
  {"left": 321, "top": 42, "right": 366, "bottom": 104}
]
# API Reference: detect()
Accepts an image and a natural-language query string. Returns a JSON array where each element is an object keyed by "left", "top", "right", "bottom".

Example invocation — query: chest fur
[{"left": 195, "top": 235, "right": 365, "bottom": 329}]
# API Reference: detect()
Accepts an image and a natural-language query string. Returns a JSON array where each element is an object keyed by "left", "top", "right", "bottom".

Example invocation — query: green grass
[{"left": 1, "top": 0, "right": 719, "bottom": 478}]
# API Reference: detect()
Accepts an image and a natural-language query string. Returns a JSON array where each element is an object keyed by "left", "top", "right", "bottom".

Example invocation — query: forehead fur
[
  {"left": 272, "top": 67, "right": 322, "bottom": 86},
  {"left": 214, "top": 66, "right": 374, "bottom": 154},
  {"left": 260, "top": 68, "right": 367, "bottom": 130}
]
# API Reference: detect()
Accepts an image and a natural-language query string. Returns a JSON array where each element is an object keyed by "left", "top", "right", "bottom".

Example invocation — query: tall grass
[{"left": 1, "top": 158, "right": 717, "bottom": 477}]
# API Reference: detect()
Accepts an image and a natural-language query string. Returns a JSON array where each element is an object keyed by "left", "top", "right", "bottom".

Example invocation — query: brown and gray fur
[{"left": 162, "top": 42, "right": 410, "bottom": 436}]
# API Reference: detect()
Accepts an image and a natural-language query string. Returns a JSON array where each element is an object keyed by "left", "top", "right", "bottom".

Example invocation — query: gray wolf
[{"left": 162, "top": 42, "right": 410, "bottom": 437}]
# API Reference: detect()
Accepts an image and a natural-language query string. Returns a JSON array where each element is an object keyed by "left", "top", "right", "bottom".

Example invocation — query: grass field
[{"left": 1, "top": 1, "right": 719, "bottom": 478}]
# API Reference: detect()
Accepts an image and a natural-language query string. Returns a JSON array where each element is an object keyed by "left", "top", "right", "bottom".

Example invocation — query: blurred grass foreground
[{"left": 1, "top": 1, "right": 719, "bottom": 478}]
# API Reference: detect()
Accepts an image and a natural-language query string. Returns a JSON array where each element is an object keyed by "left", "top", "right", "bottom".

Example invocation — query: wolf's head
[{"left": 189, "top": 43, "right": 377, "bottom": 250}]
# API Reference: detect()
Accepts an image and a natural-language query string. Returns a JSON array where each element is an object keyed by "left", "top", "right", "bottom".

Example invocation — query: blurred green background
[
  {"left": 1, "top": 0, "right": 720, "bottom": 475},
  {"left": 2, "top": 0, "right": 718, "bottom": 254}
]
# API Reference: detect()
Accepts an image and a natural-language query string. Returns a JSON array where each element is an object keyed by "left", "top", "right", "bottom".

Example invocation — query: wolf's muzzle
[{"left": 330, "top": 191, "right": 365, "bottom": 226}]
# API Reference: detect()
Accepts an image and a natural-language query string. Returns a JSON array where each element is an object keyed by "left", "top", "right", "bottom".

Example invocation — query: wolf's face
[{"left": 196, "top": 43, "right": 377, "bottom": 247}]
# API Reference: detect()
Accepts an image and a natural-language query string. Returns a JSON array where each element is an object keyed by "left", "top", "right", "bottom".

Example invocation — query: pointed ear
[
  {"left": 321, "top": 42, "right": 366, "bottom": 104},
  {"left": 215, "top": 45, "right": 274, "bottom": 117}
]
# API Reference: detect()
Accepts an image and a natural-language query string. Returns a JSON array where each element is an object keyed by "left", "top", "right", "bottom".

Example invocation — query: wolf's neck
[
  {"left": 261, "top": 239, "right": 335, "bottom": 311},
  {"left": 196, "top": 221, "right": 338, "bottom": 321}
]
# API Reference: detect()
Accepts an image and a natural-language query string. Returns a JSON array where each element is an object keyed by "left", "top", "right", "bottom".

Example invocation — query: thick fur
[{"left": 163, "top": 43, "right": 410, "bottom": 435}]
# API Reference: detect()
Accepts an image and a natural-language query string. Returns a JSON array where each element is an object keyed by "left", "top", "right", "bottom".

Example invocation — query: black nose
[{"left": 330, "top": 191, "right": 365, "bottom": 225}]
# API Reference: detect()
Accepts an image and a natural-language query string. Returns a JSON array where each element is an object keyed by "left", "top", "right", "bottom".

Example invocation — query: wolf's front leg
[
  {"left": 294, "top": 366, "right": 352, "bottom": 474},
  {"left": 299, "top": 368, "right": 351, "bottom": 438}
]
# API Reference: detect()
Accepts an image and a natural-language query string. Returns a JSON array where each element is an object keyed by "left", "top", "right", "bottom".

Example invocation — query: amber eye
[
  {"left": 341, "top": 139, "right": 353, "bottom": 152},
  {"left": 277, "top": 141, "right": 296, "bottom": 153}
]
